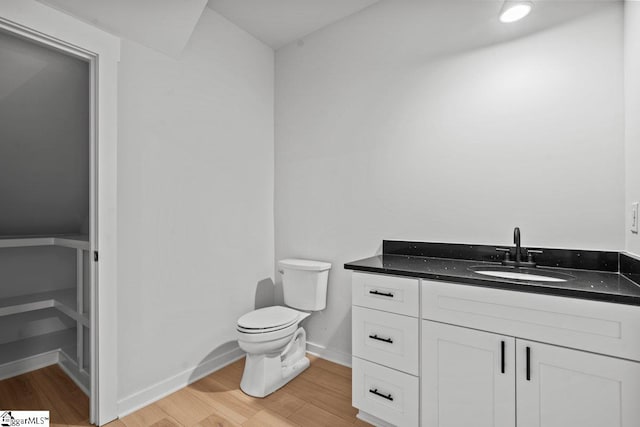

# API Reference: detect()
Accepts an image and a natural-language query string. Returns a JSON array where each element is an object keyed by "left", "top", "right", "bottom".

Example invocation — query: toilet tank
[{"left": 279, "top": 259, "right": 331, "bottom": 311}]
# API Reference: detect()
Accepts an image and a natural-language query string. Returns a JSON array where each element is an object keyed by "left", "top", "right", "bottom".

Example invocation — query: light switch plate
[{"left": 632, "top": 202, "right": 639, "bottom": 234}]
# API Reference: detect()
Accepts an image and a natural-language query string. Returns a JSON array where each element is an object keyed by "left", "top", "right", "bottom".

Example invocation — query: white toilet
[{"left": 237, "top": 258, "right": 331, "bottom": 398}]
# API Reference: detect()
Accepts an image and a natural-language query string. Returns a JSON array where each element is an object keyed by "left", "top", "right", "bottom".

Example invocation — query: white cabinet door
[
  {"left": 517, "top": 339, "right": 640, "bottom": 427},
  {"left": 421, "top": 321, "right": 516, "bottom": 427}
]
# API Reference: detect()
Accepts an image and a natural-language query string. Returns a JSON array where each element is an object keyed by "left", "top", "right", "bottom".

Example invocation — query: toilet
[{"left": 237, "top": 258, "right": 331, "bottom": 397}]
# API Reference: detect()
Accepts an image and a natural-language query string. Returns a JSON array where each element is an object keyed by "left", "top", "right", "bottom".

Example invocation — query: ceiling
[
  {"left": 207, "top": 0, "right": 380, "bottom": 49},
  {"left": 36, "top": 0, "right": 208, "bottom": 57},
  {"left": 32, "top": 0, "right": 618, "bottom": 55}
]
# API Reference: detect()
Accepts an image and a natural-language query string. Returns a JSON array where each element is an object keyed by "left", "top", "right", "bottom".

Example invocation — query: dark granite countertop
[{"left": 345, "top": 254, "right": 640, "bottom": 306}]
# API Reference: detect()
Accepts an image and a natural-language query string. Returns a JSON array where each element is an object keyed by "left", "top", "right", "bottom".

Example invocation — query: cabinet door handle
[
  {"left": 369, "top": 334, "right": 393, "bottom": 344},
  {"left": 369, "top": 388, "right": 393, "bottom": 401},
  {"left": 369, "top": 289, "right": 394, "bottom": 298},
  {"left": 501, "top": 341, "right": 505, "bottom": 374},
  {"left": 526, "top": 346, "right": 531, "bottom": 381}
]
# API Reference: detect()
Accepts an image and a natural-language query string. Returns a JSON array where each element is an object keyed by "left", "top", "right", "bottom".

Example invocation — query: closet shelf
[
  {"left": 0, "top": 235, "right": 89, "bottom": 250},
  {"left": 0, "top": 288, "right": 88, "bottom": 326},
  {"left": 0, "top": 328, "right": 76, "bottom": 366},
  {"left": 0, "top": 329, "right": 88, "bottom": 394}
]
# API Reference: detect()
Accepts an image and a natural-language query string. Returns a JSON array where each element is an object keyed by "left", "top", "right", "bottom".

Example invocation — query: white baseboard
[
  {"left": 0, "top": 348, "right": 89, "bottom": 396},
  {"left": 306, "top": 341, "right": 352, "bottom": 368},
  {"left": 357, "top": 410, "right": 395, "bottom": 427},
  {"left": 117, "top": 344, "right": 245, "bottom": 417},
  {"left": 0, "top": 350, "right": 59, "bottom": 381}
]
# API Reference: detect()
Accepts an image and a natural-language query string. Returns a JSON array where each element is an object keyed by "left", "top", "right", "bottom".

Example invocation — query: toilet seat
[
  {"left": 237, "top": 322, "right": 300, "bottom": 344},
  {"left": 237, "top": 322, "right": 295, "bottom": 334},
  {"left": 237, "top": 306, "right": 303, "bottom": 334},
  {"left": 236, "top": 306, "right": 311, "bottom": 345}
]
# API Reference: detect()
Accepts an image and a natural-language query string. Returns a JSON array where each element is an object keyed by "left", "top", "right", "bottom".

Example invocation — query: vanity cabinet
[
  {"left": 421, "top": 279, "right": 640, "bottom": 427},
  {"left": 422, "top": 321, "right": 640, "bottom": 427},
  {"left": 350, "top": 272, "right": 640, "bottom": 427}
]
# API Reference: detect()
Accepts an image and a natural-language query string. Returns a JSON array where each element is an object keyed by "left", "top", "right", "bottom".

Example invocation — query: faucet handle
[
  {"left": 496, "top": 247, "right": 511, "bottom": 261},
  {"left": 526, "top": 249, "right": 543, "bottom": 263}
]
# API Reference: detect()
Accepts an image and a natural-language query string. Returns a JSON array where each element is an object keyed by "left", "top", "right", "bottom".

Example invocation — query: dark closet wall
[{"left": 0, "top": 30, "right": 89, "bottom": 236}]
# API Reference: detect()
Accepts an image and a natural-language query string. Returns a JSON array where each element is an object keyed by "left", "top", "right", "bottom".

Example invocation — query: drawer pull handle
[
  {"left": 369, "top": 388, "right": 393, "bottom": 401},
  {"left": 369, "top": 290, "right": 394, "bottom": 298},
  {"left": 501, "top": 340, "right": 505, "bottom": 374},
  {"left": 526, "top": 346, "right": 531, "bottom": 381},
  {"left": 369, "top": 334, "right": 393, "bottom": 344}
]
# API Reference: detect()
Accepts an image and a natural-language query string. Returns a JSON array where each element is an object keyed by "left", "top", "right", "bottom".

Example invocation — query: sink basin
[{"left": 469, "top": 266, "right": 574, "bottom": 283}]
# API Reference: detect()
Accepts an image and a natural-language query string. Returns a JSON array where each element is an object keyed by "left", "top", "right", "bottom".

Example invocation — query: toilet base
[{"left": 240, "top": 327, "right": 309, "bottom": 398}]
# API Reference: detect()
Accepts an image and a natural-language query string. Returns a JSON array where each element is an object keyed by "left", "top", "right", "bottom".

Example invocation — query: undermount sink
[{"left": 469, "top": 265, "right": 574, "bottom": 283}]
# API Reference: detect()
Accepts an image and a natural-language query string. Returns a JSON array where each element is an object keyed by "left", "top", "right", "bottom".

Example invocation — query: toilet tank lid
[{"left": 279, "top": 258, "right": 331, "bottom": 271}]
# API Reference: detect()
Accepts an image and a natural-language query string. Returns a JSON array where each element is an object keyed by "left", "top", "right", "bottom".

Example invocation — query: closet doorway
[
  {"left": 0, "top": 26, "right": 97, "bottom": 423},
  {"left": 0, "top": 2, "right": 119, "bottom": 424}
]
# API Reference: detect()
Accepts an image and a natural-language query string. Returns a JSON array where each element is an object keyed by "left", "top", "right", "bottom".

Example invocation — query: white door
[
  {"left": 517, "top": 339, "right": 640, "bottom": 427},
  {"left": 421, "top": 321, "right": 516, "bottom": 427}
]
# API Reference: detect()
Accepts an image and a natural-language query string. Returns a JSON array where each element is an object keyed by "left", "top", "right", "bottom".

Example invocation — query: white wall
[
  {"left": 0, "top": 30, "right": 89, "bottom": 235},
  {"left": 117, "top": 7, "right": 274, "bottom": 402},
  {"left": 625, "top": 0, "right": 640, "bottom": 257},
  {"left": 275, "top": 1, "right": 625, "bottom": 358}
]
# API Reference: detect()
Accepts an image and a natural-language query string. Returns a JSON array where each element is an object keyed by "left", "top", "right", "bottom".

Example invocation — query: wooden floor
[
  {"left": 0, "top": 364, "right": 90, "bottom": 426},
  {"left": 0, "top": 355, "right": 370, "bottom": 426}
]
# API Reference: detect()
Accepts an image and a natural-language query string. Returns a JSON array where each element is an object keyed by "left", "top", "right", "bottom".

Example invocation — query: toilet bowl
[
  {"left": 236, "top": 259, "right": 331, "bottom": 398},
  {"left": 237, "top": 306, "right": 311, "bottom": 397}
]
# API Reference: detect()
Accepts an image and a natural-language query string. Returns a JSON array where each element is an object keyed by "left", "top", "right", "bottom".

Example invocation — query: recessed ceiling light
[{"left": 499, "top": 1, "right": 533, "bottom": 23}]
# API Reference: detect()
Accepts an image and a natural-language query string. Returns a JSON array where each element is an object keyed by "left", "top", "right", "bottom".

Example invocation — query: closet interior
[{"left": 0, "top": 28, "right": 93, "bottom": 395}]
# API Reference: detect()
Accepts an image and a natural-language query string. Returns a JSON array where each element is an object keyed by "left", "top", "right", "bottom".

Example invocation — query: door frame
[{"left": 0, "top": 1, "right": 120, "bottom": 424}]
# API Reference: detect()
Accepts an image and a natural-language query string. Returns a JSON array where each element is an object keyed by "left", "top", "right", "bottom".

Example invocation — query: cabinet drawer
[
  {"left": 352, "top": 272, "right": 419, "bottom": 317},
  {"left": 422, "top": 279, "right": 640, "bottom": 361},
  {"left": 352, "top": 306, "right": 419, "bottom": 375},
  {"left": 352, "top": 357, "right": 419, "bottom": 427}
]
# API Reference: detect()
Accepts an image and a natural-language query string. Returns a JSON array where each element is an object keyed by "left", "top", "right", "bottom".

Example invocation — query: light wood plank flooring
[
  {"left": 0, "top": 355, "right": 370, "bottom": 426},
  {"left": 0, "top": 364, "right": 90, "bottom": 426}
]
